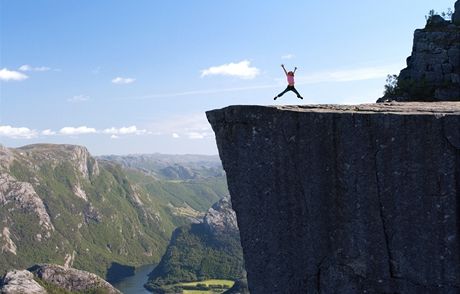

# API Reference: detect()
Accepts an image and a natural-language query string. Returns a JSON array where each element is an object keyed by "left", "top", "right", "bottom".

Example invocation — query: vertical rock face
[
  {"left": 453, "top": 0, "right": 460, "bottom": 25},
  {"left": 207, "top": 103, "right": 460, "bottom": 294}
]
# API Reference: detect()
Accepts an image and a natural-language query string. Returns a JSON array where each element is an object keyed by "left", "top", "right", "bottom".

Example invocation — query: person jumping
[{"left": 274, "top": 64, "right": 303, "bottom": 100}]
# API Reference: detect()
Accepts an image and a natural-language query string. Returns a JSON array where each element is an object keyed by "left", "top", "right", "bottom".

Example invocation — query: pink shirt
[{"left": 287, "top": 74, "right": 295, "bottom": 85}]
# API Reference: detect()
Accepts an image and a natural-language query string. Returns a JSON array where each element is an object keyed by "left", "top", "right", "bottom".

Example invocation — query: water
[{"left": 112, "top": 264, "right": 156, "bottom": 294}]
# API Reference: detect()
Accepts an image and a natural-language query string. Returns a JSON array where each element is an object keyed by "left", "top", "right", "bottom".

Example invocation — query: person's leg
[
  {"left": 291, "top": 86, "right": 303, "bottom": 99},
  {"left": 274, "top": 86, "right": 291, "bottom": 99}
]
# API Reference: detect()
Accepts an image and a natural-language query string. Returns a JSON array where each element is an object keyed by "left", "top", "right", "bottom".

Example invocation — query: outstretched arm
[
  {"left": 293, "top": 67, "right": 297, "bottom": 74},
  {"left": 281, "top": 64, "right": 288, "bottom": 75}
]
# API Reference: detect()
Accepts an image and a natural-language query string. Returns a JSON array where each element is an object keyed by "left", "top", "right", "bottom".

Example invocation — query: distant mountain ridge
[
  {"left": 98, "top": 153, "right": 224, "bottom": 180},
  {"left": 0, "top": 144, "right": 227, "bottom": 281}
]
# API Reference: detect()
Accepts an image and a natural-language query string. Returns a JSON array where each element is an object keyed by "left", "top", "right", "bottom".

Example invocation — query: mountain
[
  {"left": 0, "top": 144, "right": 227, "bottom": 281},
  {"left": 101, "top": 153, "right": 228, "bottom": 224},
  {"left": 146, "top": 197, "right": 244, "bottom": 293},
  {"left": 1, "top": 264, "right": 121, "bottom": 294},
  {"left": 207, "top": 102, "right": 460, "bottom": 293},
  {"left": 98, "top": 154, "right": 224, "bottom": 181}
]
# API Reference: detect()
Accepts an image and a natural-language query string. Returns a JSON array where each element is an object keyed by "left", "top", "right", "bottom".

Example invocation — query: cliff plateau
[{"left": 207, "top": 102, "right": 460, "bottom": 293}]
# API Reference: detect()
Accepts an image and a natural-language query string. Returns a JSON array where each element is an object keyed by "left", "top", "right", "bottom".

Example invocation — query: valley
[{"left": 0, "top": 143, "right": 240, "bottom": 293}]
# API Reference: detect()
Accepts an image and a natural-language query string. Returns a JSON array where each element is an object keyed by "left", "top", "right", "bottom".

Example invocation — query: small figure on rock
[{"left": 274, "top": 64, "right": 303, "bottom": 100}]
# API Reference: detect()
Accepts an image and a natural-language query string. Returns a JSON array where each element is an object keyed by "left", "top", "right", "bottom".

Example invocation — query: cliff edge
[{"left": 207, "top": 102, "right": 460, "bottom": 293}]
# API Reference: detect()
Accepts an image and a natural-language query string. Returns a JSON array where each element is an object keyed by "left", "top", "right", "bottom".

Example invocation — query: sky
[{"left": 0, "top": 0, "right": 456, "bottom": 155}]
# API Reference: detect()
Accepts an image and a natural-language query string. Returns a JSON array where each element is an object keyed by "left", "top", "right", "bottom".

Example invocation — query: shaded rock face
[
  {"left": 0, "top": 270, "right": 46, "bottom": 294},
  {"left": 453, "top": 0, "right": 460, "bottom": 25},
  {"left": 207, "top": 103, "right": 460, "bottom": 294},
  {"left": 379, "top": 2, "right": 460, "bottom": 102}
]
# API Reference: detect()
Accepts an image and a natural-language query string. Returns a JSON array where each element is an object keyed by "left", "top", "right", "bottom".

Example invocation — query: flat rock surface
[{"left": 209, "top": 102, "right": 460, "bottom": 116}]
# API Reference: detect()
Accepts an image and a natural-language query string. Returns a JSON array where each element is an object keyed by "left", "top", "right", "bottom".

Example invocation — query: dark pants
[{"left": 276, "top": 85, "right": 302, "bottom": 98}]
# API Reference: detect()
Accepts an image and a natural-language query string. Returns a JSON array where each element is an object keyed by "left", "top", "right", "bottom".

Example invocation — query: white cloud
[
  {"left": 0, "top": 68, "right": 29, "bottom": 81},
  {"left": 67, "top": 95, "right": 90, "bottom": 103},
  {"left": 42, "top": 129, "right": 56, "bottom": 136},
  {"left": 295, "top": 64, "right": 401, "bottom": 85},
  {"left": 147, "top": 114, "right": 215, "bottom": 141},
  {"left": 201, "top": 60, "right": 260, "bottom": 79},
  {"left": 19, "top": 65, "right": 51, "bottom": 72},
  {"left": 186, "top": 132, "right": 210, "bottom": 140},
  {"left": 110, "top": 135, "right": 119, "bottom": 139},
  {"left": 0, "top": 125, "right": 37, "bottom": 139},
  {"left": 59, "top": 126, "right": 97, "bottom": 135},
  {"left": 281, "top": 54, "right": 295, "bottom": 59},
  {"left": 112, "top": 63, "right": 403, "bottom": 100},
  {"left": 103, "top": 126, "right": 146, "bottom": 135},
  {"left": 112, "top": 77, "right": 136, "bottom": 84}
]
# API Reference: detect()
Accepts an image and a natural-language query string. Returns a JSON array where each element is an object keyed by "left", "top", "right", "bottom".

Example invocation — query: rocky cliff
[
  {"left": 207, "top": 102, "right": 460, "bottom": 293},
  {"left": 379, "top": 0, "right": 460, "bottom": 102}
]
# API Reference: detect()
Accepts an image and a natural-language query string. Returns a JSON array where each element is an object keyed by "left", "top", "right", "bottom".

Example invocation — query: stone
[
  {"left": 207, "top": 103, "right": 460, "bottom": 294},
  {"left": 0, "top": 270, "right": 46, "bottom": 294},
  {"left": 0, "top": 173, "right": 54, "bottom": 234},
  {"left": 30, "top": 264, "right": 121, "bottom": 293},
  {"left": 203, "top": 196, "right": 239, "bottom": 234}
]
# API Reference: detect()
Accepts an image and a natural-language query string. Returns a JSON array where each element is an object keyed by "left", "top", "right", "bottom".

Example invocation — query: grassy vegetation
[
  {"left": 34, "top": 277, "right": 112, "bottom": 294},
  {"left": 179, "top": 279, "right": 234, "bottom": 287},
  {"left": 150, "top": 279, "right": 234, "bottom": 294}
]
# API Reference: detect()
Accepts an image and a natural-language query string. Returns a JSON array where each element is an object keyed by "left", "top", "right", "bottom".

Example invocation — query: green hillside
[
  {"left": 145, "top": 198, "right": 244, "bottom": 293},
  {"left": 0, "top": 144, "right": 228, "bottom": 281}
]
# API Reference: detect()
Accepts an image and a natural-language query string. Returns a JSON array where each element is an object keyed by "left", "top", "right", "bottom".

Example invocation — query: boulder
[
  {"left": 30, "top": 264, "right": 121, "bottom": 293},
  {"left": 0, "top": 270, "right": 46, "bottom": 294}
]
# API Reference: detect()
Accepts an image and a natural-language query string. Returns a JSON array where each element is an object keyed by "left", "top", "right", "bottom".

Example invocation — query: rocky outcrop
[
  {"left": 30, "top": 264, "right": 121, "bottom": 293},
  {"left": 378, "top": 0, "right": 460, "bottom": 102},
  {"left": 1, "top": 265, "right": 121, "bottom": 294},
  {"left": 1, "top": 227, "right": 17, "bottom": 255},
  {"left": 0, "top": 173, "right": 54, "bottom": 235},
  {"left": 203, "top": 196, "right": 238, "bottom": 234},
  {"left": 0, "top": 145, "right": 14, "bottom": 170},
  {"left": 207, "top": 103, "right": 460, "bottom": 293},
  {"left": 0, "top": 270, "right": 46, "bottom": 294}
]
